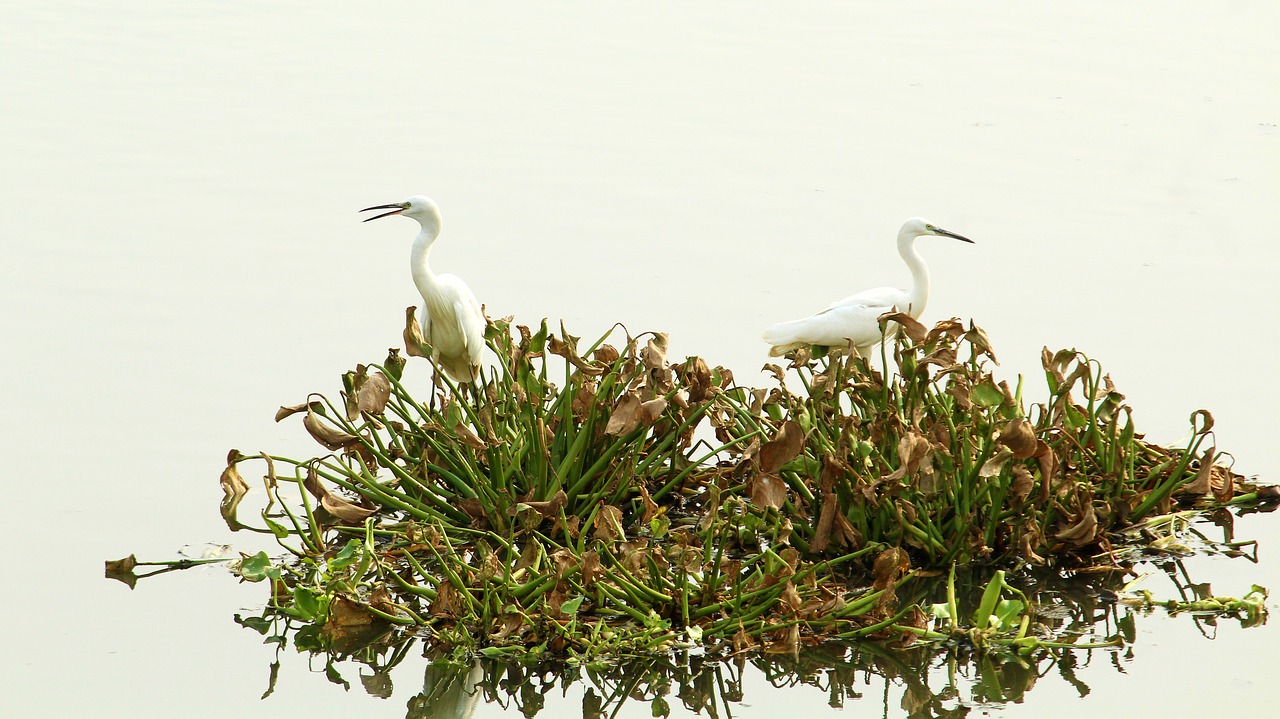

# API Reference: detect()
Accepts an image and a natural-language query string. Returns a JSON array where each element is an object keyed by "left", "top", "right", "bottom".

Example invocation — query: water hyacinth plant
[{"left": 211, "top": 308, "right": 1268, "bottom": 657}]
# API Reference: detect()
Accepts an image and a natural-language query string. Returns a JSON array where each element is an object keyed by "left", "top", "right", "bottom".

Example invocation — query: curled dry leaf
[
  {"left": 592, "top": 503, "right": 626, "bottom": 542},
  {"left": 978, "top": 446, "right": 1015, "bottom": 478},
  {"left": 809, "top": 454, "right": 842, "bottom": 553},
  {"left": 1009, "top": 464, "right": 1035, "bottom": 503},
  {"left": 275, "top": 401, "right": 322, "bottom": 423},
  {"left": 593, "top": 343, "right": 620, "bottom": 365},
  {"left": 451, "top": 420, "right": 487, "bottom": 450},
  {"left": 885, "top": 432, "right": 932, "bottom": 482},
  {"left": 964, "top": 323, "right": 998, "bottom": 364},
  {"left": 880, "top": 311, "right": 927, "bottom": 344},
  {"left": 749, "top": 473, "right": 788, "bottom": 510},
  {"left": 356, "top": 371, "right": 392, "bottom": 416},
  {"left": 998, "top": 418, "right": 1038, "bottom": 459},
  {"left": 759, "top": 420, "right": 803, "bottom": 474},
  {"left": 605, "top": 391, "right": 643, "bottom": 436},
  {"left": 1055, "top": 491, "right": 1099, "bottom": 546},
  {"left": 513, "top": 490, "right": 568, "bottom": 518},
  {"left": 403, "top": 306, "right": 429, "bottom": 358},
  {"left": 640, "top": 398, "right": 667, "bottom": 425},
  {"left": 683, "top": 356, "right": 713, "bottom": 403},
  {"left": 303, "top": 465, "right": 379, "bottom": 523},
  {"left": 303, "top": 408, "right": 360, "bottom": 451},
  {"left": 1177, "top": 447, "right": 1216, "bottom": 496},
  {"left": 220, "top": 449, "right": 250, "bottom": 498}
]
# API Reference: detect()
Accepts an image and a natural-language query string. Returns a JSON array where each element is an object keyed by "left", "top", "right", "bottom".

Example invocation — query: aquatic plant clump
[{"left": 217, "top": 311, "right": 1264, "bottom": 657}]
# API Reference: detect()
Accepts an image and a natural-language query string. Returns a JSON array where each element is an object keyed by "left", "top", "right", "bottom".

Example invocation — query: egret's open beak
[
  {"left": 935, "top": 228, "right": 975, "bottom": 244},
  {"left": 360, "top": 203, "right": 406, "bottom": 222}
]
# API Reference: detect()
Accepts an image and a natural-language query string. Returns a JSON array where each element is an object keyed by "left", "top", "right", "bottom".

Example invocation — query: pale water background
[{"left": 2, "top": 1, "right": 1277, "bottom": 716}]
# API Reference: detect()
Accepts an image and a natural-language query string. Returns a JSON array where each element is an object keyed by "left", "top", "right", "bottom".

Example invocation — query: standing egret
[
  {"left": 361, "top": 195, "right": 486, "bottom": 384},
  {"left": 762, "top": 217, "right": 974, "bottom": 357}
]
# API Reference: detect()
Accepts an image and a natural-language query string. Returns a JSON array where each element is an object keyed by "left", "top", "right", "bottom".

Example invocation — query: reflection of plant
[
  {"left": 202, "top": 311, "right": 1270, "bottom": 656},
  {"left": 223, "top": 552, "right": 1265, "bottom": 719}
]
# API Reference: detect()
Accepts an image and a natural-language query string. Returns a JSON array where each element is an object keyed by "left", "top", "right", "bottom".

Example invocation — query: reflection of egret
[
  {"left": 763, "top": 217, "right": 974, "bottom": 357},
  {"left": 418, "top": 660, "right": 484, "bottom": 719},
  {"left": 361, "top": 195, "right": 486, "bottom": 383}
]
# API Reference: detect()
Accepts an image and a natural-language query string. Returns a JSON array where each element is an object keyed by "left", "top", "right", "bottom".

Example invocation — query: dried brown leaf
[
  {"left": 274, "top": 401, "right": 322, "bottom": 422},
  {"left": 220, "top": 449, "right": 250, "bottom": 498},
  {"left": 356, "top": 371, "right": 392, "bottom": 415},
  {"left": 303, "top": 408, "right": 359, "bottom": 451},
  {"left": 605, "top": 391, "right": 643, "bottom": 436},
  {"left": 684, "top": 357, "right": 713, "bottom": 403},
  {"left": 749, "top": 473, "right": 788, "bottom": 510},
  {"left": 759, "top": 420, "right": 804, "bottom": 474},
  {"left": 451, "top": 420, "right": 487, "bottom": 450},
  {"left": 592, "top": 503, "right": 626, "bottom": 542},
  {"left": 998, "top": 418, "right": 1038, "bottom": 459},
  {"left": 640, "top": 398, "right": 667, "bottom": 424},
  {"left": 403, "top": 306, "right": 429, "bottom": 358},
  {"left": 1009, "top": 464, "right": 1034, "bottom": 503},
  {"left": 880, "top": 311, "right": 927, "bottom": 344},
  {"left": 514, "top": 490, "right": 568, "bottom": 518}
]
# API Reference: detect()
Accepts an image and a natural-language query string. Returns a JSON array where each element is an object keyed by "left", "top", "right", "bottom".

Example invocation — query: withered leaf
[
  {"left": 640, "top": 398, "right": 667, "bottom": 424},
  {"left": 605, "top": 391, "right": 643, "bottom": 436},
  {"left": 965, "top": 322, "right": 998, "bottom": 363},
  {"left": 1177, "top": 446, "right": 1216, "bottom": 496},
  {"left": 356, "top": 371, "right": 392, "bottom": 415},
  {"left": 781, "top": 581, "right": 802, "bottom": 612},
  {"left": 592, "top": 503, "right": 626, "bottom": 542},
  {"left": 303, "top": 408, "right": 360, "bottom": 451},
  {"left": 403, "top": 306, "right": 429, "bottom": 358},
  {"left": 885, "top": 432, "right": 931, "bottom": 481},
  {"left": 274, "top": 401, "right": 322, "bottom": 422},
  {"left": 880, "top": 311, "right": 927, "bottom": 344},
  {"left": 759, "top": 420, "right": 804, "bottom": 474},
  {"left": 809, "top": 454, "right": 841, "bottom": 553},
  {"left": 998, "top": 418, "right": 1038, "bottom": 459},
  {"left": 978, "top": 446, "right": 1015, "bottom": 478},
  {"left": 451, "top": 420, "right": 487, "bottom": 450},
  {"left": 1055, "top": 499, "right": 1099, "bottom": 546},
  {"left": 638, "top": 484, "right": 661, "bottom": 526},
  {"left": 220, "top": 449, "right": 250, "bottom": 498},
  {"left": 514, "top": 490, "right": 568, "bottom": 518},
  {"left": 1009, "top": 464, "right": 1034, "bottom": 503},
  {"left": 749, "top": 473, "right": 788, "bottom": 510},
  {"left": 593, "top": 344, "right": 620, "bottom": 365},
  {"left": 104, "top": 555, "right": 139, "bottom": 588},
  {"left": 303, "top": 465, "right": 379, "bottom": 523},
  {"left": 683, "top": 356, "right": 713, "bottom": 403}
]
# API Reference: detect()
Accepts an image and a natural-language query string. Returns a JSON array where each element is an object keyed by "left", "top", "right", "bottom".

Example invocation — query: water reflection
[{"left": 225, "top": 520, "right": 1270, "bottom": 719}]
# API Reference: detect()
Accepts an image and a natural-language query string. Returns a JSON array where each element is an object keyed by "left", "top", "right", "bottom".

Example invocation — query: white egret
[
  {"left": 361, "top": 195, "right": 486, "bottom": 384},
  {"left": 762, "top": 217, "right": 974, "bottom": 357}
]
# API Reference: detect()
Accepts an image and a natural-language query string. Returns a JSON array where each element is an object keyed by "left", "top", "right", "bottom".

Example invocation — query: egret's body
[
  {"left": 763, "top": 217, "right": 974, "bottom": 357},
  {"left": 362, "top": 195, "right": 485, "bottom": 383}
]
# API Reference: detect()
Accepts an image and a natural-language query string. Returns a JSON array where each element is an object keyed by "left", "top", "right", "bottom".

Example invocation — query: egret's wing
[
  {"left": 826, "top": 286, "right": 906, "bottom": 311},
  {"left": 440, "top": 273, "right": 486, "bottom": 369},
  {"left": 764, "top": 296, "right": 899, "bottom": 350}
]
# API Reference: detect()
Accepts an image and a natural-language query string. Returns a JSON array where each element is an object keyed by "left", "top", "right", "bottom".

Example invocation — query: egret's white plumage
[
  {"left": 361, "top": 195, "right": 486, "bottom": 383},
  {"left": 763, "top": 217, "right": 974, "bottom": 357}
]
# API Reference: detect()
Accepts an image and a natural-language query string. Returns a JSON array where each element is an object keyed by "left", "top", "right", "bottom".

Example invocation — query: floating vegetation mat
[{"left": 113, "top": 312, "right": 1276, "bottom": 662}]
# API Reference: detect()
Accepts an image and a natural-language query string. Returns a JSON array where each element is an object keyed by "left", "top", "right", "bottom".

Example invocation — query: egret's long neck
[
  {"left": 897, "top": 230, "right": 929, "bottom": 318},
  {"left": 410, "top": 224, "right": 442, "bottom": 301}
]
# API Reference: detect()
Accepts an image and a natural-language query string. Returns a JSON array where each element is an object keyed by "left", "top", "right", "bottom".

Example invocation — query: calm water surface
[{"left": 2, "top": 2, "right": 1277, "bottom": 716}]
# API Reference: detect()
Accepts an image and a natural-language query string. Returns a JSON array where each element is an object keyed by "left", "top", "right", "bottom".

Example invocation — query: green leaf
[
  {"left": 560, "top": 595, "right": 585, "bottom": 615},
  {"left": 328, "top": 539, "right": 362, "bottom": 571},
  {"left": 971, "top": 381, "right": 1004, "bottom": 409},
  {"left": 291, "top": 586, "right": 322, "bottom": 621},
  {"left": 237, "top": 552, "right": 273, "bottom": 582}
]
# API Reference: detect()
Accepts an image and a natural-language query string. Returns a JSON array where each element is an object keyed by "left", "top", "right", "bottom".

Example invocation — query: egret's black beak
[
  {"left": 936, "top": 228, "right": 975, "bottom": 244},
  {"left": 360, "top": 203, "right": 406, "bottom": 222}
]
